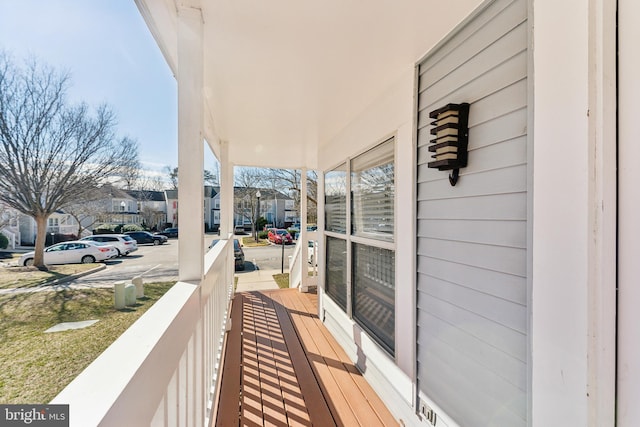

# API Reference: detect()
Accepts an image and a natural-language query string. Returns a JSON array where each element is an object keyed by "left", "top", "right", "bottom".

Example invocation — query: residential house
[
  {"left": 54, "top": 1, "right": 638, "bottom": 426},
  {"left": 95, "top": 186, "right": 141, "bottom": 229},
  {"left": 163, "top": 186, "right": 218, "bottom": 230},
  {"left": 0, "top": 203, "right": 20, "bottom": 248},
  {"left": 125, "top": 190, "right": 167, "bottom": 231},
  {"left": 203, "top": 185, "right": 217, "bottom": 231},
  {"left": 164, "top": 189, "right": 178, "bottom": 228},
  {"left": 218, "top": 187, "right": 296, "bottom": 231}
]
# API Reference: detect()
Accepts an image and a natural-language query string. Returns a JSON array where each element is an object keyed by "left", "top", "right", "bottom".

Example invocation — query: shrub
[
  {"left": 0, "top": 233, "right": 8, "bottom": 249},
  {"left": 258, "top": 230, "right": 268, "bottom": 239}
]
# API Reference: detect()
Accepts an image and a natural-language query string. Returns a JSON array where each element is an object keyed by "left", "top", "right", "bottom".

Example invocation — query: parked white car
[
  {"left": 19, "top": 241, "right": 112, "bottom": 266},
  {"left": 82, "top": 240, "right": 118, "bottom": 259},
  {"left": 80, "top": 234, "right": 138, "bottom": 257}
]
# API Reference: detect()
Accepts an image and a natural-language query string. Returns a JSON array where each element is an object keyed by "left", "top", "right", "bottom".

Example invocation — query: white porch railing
[
  {"left": 289, "top": 238, "right": 303, "bottom": 289},
  {"left": 52, "top": 237, "right": 235, "bottom": 427},
  {"left": 289, "top": 231, "right": 318, "bottom": 290}
]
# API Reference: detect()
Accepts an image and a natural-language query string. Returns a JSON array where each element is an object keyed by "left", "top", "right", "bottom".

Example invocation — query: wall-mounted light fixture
[{"left": 427, "top": 103, "right": 470, "bottom": 186}]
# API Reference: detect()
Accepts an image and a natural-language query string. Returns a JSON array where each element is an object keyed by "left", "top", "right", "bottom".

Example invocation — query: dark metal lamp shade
[{"left": 427, "top": 103, "right": 470, "bottom": 186}]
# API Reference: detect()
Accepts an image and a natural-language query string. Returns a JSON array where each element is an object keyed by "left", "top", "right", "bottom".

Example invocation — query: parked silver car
[
  {"left": 81, "top": 234, "right": 138, "bottom": 256},
  {"left": 19, "top": 241, "right": 112, "bottom": 266}
]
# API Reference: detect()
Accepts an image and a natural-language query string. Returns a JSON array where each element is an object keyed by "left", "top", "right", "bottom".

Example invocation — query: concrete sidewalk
[{"left": 235, "top": 268, "right": 283, "bottom": 292}]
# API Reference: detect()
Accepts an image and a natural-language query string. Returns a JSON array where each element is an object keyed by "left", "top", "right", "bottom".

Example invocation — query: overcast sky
[{"left": 0, "top": 1, "right": 189, "bottom": 176}]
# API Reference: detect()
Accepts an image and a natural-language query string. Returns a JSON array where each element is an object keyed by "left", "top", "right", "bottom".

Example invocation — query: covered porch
[{"left": 49, "top": 0, "right": 640, "bottom": 426}]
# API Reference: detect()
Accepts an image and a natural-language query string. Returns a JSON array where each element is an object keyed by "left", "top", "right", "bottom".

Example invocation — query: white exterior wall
[
  {"left": 532, "top": 0, "right": 587, "bottom": 424},
  {"left": 532, "top": 0, "right": 617, "bottom": 425},
  {"left": 318, "top": 66, "right": 417, "bottom": 424},
  {"left": 617, "top": 0, "right": 640, "bottom": 425}
]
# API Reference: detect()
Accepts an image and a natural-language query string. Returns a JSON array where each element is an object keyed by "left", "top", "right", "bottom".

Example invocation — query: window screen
[
  {"left": 351, "top": 138, "right": 394, "bottom": 241},
  {"left": 324, "top": 164, "right": 347, "bottom": 234},
  {"left": 325, "top": 237, "right": 348, "bottom": 311},
  {"left": 352, "top": 243, "right": 395, "bottom": 354}
]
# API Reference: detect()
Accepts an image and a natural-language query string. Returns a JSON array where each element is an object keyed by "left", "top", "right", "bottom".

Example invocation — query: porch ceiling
[{"left": 136, "top": 0, "right": 484, "bottom": 169}]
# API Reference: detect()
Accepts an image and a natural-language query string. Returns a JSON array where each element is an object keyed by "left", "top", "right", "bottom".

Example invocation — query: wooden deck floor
[{"left": 215, "top": 288, "right": 399, "bottom": 427}]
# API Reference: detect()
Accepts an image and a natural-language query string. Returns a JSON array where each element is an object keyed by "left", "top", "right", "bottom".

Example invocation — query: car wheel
[
  {"left": 116, "top": 249, "right": 122, "bottom": 257},
  {"left": 81, "top": 255, "right": 95, "bottom": 264},
  {"left": 24, "top": 258, "right": 34, "bottom": 267},
  {"left": 153, "top": 239, "right": 160, "bottom": 246}
]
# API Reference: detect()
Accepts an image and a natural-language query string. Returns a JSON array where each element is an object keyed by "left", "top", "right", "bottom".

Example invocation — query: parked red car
[{"left": 267, "top": 228, "right": 293, "bottom": 244}]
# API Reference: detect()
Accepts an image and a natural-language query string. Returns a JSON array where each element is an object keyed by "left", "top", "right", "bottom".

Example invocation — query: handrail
[
  {"left": 52, "top": 237, "right": 234, "bottom": 427},
  {"left": 289, "top": 238, "right": 303, "bottom": 288}
]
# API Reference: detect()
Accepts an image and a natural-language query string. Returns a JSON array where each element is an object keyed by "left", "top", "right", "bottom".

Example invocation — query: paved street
[
  {"left": 1, "top": 235, "right": 301, "bottom": 292},
  {"left": 46, "top": 235, "right": 296, "bottom": 289},
  {"left": 53, "top": 240, "right": 181, "bottom": 289},
  {"left": 241, "top": 243, "right": 296, "bottom": 272}
]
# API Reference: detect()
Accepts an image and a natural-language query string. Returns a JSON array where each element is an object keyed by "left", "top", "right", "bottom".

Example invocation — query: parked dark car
[
  {"left": 124, "top": 231, "right": 168, "bottom": 245},
  {"left": 156, "top": 227, "right": 178, "bottom": 238},
  {"left": 233, "top": 239, "right": 245, "bottom": 270}
]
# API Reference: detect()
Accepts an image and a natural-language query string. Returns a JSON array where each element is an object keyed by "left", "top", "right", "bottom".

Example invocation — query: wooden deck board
[
  {"left": 291, "top": 289, "right": 400, "bottom": 427},
  {"left": 214, "top": 288, "right": 398, "bottom": 427},
  {"left": 274, "top": 289, "right": 393, "bottom": 427}
]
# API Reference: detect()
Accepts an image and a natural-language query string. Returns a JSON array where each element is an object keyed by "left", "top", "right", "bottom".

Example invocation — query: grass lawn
[
  {"left": 0, "top": 264, "right": 101, "bottom": 289},
  {"left": 241, "top": 237, "right": 269, "bottom": 247},
  {"left": 0, "top": 282, "right": 174, "bottom": 404},
  {"left": 272, "top": 273, "right": 290, "bottom": 289}
]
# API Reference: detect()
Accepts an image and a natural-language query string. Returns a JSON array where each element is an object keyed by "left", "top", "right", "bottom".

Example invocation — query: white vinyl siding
[{"left": 415, "top": 0, "right": 528, "bottom": 426}]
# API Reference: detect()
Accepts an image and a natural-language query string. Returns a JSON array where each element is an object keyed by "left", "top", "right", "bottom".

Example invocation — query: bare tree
[
  {"left": 164, "top": 166, "right": 178, "bottom": 190},
  {"left": 0, "top": 53, "right": 139, "bottom": 268},
  {"left": 0, "top": 203, "right": 14, "bottom": 229},
  {"left": 135, "top": 172, "right": 167, "bottom": 192},
  {"left": 64, "top": 193, "right": 110, "bottom": 238},
  {"left": 204, "top": 169, "right": 218, "bottom": 185},
  {"left": 117, "top": 139, "right": 141, "bottom": 190},
  {"left": 234, "top": 167, "right": 267, "bottom": 237},
  {"left": 261, "top": 168, "right": 318, "bottom": 224},
  {"left": 165, "top": 166, "right": 218, "bottom": 188}
]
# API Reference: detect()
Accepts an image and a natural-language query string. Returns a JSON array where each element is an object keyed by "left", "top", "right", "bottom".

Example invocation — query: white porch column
[
  {"left": 532, "top": 0, "right": 616, "bottom": 426},
  {"left": 300, "top": 168, "right": 309, "bottom": 292},
  {"left": 218, "top": 141, "right": 234, "bottom": 238},
  {"left": 177, "top": 4, "right": 204, "bottom": 282},
  {"left": 617, "top": 0, "right": 640, "bottom": 425}
]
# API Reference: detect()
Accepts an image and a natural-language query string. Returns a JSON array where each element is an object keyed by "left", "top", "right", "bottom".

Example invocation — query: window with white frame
[
  {"left": 326, "top": 236, "right": 348, "bottom": 310},
  {"left": 324, "top": 137, "right": 395, "bottom": 354},
  {"left": 324, "top": 163, "right": 347, "bottom": 234},
  {"left": 351, "top": 139, "right": 394, "bottom": 241}
]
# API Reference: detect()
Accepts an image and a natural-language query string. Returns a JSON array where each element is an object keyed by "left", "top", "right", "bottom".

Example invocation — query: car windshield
[
  {"left": 123, "top": 236, "right": 134, "bottom": 241},
  {"left": 276, "top": 230, "right": 288, "bottom": 235},
  {"left": 234, "top": 240, "right": 240, "bottom": 250}
]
